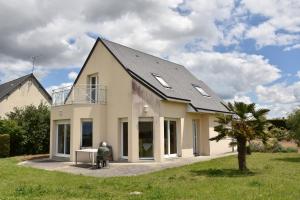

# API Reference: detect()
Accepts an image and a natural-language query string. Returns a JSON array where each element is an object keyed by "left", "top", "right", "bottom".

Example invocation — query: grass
[{"left": 0, "top": 153, "right": 300, "bottom": 200}]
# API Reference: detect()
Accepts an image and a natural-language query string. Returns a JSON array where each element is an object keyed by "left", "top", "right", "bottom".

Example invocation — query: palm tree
[{"left": 210, "top": 102, "right": 270, "bottom": 171}]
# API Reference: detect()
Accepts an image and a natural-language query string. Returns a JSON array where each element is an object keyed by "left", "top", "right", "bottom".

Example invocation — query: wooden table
[{"left": 75, "top": 148, "right": 98, "bottom": 166}]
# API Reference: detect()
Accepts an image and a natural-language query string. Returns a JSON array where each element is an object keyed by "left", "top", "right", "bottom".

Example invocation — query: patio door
[
  {"left": 56, "top": 122, "right": 70, "bottom": 157},
  {"left": 192, "top": 119, "right": 199, "bottom": 156},
  {"left": 139, "top": 118, "right": 154, "bottom": 160},
  {"left": 120, "top": 119, "right": 128, "bottom": 159},
  {"left": 164, "top": 120, "right": 177, "bottom": 157}
]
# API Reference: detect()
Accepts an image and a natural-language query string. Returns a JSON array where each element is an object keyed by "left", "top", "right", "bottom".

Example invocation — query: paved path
[{"left": 19, "top": 153, "right": 236, "bottom": 177}]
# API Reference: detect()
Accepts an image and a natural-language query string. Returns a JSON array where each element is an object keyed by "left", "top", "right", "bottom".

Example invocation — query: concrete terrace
[{"left": 19, "top": 152, "right": 236, "bottom": 177}]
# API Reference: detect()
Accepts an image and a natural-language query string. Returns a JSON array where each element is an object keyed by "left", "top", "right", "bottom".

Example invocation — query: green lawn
[{"left": 0, "top": 153, "right": 300, "bottom": 200}]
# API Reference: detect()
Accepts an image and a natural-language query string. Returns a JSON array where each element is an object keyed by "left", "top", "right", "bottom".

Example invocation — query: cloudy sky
[{"left": 0, "top": 0, "right": 299, "bottom": 118}]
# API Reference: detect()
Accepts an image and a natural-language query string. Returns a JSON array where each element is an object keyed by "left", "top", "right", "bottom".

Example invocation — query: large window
[
  {"left": 81, "top": 120, "right": 93, "bottom": 147},
  {"left": 152, "top": 73, "right": 171, "bottom": 88}
]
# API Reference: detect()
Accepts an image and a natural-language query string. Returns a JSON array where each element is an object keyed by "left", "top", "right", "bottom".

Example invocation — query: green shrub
[
  {"left": 269, "top": 142, "right": 284, "bottom": 153},
  {"left": 286, "top": 109, "right": 300, "bottom": 146},
  {"left": 285, "top": 147, "right": 298, "bottom": 153},
  {"left": 249, "top": 139, "right": 298, "bottom": 153},
  {"left": 269, "top": 127, "right": 289, "bottom": 141},
  {"left": 249, "top": 141, "right": 265, "bottom": 152},
  {"left": 0, "top": 134, "right": 10, "bottom": 157},
  {"left": 0, "top": 120, "right": 25, "bottom": 156},
  {"left": 6, "top": 103, "right": 50, "bottom": 154}
]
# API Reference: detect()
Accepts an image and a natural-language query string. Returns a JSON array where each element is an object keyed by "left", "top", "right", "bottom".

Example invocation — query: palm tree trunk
[{"left": 237, "top": 137, "right": 247, "bottom": 171}]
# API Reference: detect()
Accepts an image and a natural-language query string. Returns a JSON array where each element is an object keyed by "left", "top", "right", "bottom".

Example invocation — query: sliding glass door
[
  {"left": 139, "top": 119, "right": 153, "bottom": 159},
  {"left": 56, "top": 122, "right": 70, "bottom": 156},
  {"left": 164, "top": 119, "right": 177, "bottom": 157}
]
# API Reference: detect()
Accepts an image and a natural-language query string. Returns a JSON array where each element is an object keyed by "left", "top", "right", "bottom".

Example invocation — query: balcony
[{"left": 52, "top": 84, "right": 107, "bottom": 106}]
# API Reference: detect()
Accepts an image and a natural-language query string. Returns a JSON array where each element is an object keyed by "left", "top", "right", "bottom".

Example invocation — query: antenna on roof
[{"left": 31, "top": 55, "right": 41, "bottom": 74}]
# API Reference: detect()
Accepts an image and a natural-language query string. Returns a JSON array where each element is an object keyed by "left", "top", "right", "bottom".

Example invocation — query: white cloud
[
  {"left": 242, "top": 0, "right": 300, "bottom": 48},
  {"left": 255, "top": 81, "right": 300, "bottom": 118},
  {"left": 256, "top": 82, "right": 300, "bottom": 104},
  {"left": 170, "top": 51, "right": 281, "bottom": 99},
  {"left": 0, "top": 0, "right": 239, "bottom": 81},
  {"left": 0, "top": 0, "right": 298, "bottom": 118},
  {"left": 227, "top": 95, "right": 252, "bottom": 104},
  {"left": 258, "top": 103, "right": 300, "bottom": 119},
  {"left": 296, "top": 71, "right": 300, "bottom": 78},
  {"left": 68, "top": 71, "right": 78, "bottom": 81},
  {"left": 283, "top": 44, "right": 300, "bottom": 51}
]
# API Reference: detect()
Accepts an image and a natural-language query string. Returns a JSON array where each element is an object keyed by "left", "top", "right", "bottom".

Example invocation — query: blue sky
[{"left": 0, "top": 0, "right": 299, "bottom": 118}]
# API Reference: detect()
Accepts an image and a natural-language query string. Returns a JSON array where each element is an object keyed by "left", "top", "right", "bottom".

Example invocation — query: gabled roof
[
  {"left": 74, "top": 38, "right": 229, "bottom": 113},
  {"left": 0, "top": 73, "right": 52, "bottom": 102}
]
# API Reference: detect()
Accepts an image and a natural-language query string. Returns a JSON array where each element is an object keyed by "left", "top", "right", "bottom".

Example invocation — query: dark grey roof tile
[{"left": 101, "top": 39, "right": 228, "bottom": 113}]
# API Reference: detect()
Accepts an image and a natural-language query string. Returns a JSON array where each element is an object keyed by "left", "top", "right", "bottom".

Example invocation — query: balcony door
[
  {"left": 164, "top": 119, "right": 177, "bottom": 157},
  {"left": 89, "top": 75, "right": 98, "bottom": 103},
  {"left": 56, "top": 122, "right": 70, "bottom": 157}
]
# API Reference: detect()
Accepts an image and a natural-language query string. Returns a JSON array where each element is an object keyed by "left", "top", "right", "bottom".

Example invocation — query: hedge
[{"left": 0, "top": 134, "right": 10, "bottom": 158}]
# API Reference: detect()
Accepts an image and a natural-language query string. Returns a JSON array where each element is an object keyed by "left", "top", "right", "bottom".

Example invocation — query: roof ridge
[
  {"left": 0, "top": 73, "right": 32, "bottom": 87},
  {"left": 100, "top": 38, "right": 185, "bottom": 68},
  {"left": 0, "top": 73, "right": 51, "bottom": 102}
]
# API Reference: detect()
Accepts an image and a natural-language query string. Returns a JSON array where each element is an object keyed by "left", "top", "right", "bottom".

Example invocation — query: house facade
[
  {"left": 50, "top": 38, "right": 232, "bottom": 162},
  {"left": 0, "top": 74, "right": 52, "bottom": 118}
]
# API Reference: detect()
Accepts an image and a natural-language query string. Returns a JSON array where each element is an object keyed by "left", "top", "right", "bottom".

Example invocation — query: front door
[
  {"left": 139, "top": 119, "right": 154, "bottom": 159},
  {"left": 164, "top": 120, "right": 177, "bottom": 157},
  {"left": 120, "top": 120, "right": 128, "bottom": 159},
  {"left": 56, "top": 123, "right": 70, "bottom": 157}
]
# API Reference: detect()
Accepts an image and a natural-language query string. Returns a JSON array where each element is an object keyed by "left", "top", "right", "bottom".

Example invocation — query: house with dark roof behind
[
  {"left": 50, "top": 38, "right": 232, "bottom": 163},
  {"left": 0, "top": 73, "right": 52, "bottom": 118}
]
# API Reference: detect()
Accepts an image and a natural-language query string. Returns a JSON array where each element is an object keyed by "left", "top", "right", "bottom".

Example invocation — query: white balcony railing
[{"left": 52, "top": 84, "right": 107, "bottom": 106}]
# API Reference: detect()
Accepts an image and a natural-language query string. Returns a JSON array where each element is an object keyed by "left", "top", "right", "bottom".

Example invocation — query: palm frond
[{"left": 252, "top": 108, "right": 270, "bottom": 119}]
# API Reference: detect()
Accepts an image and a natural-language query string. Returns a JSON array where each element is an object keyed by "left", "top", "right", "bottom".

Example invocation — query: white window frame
[
  {"left": 164, "top": 118, "right": 178, "bottom": 158},
  {"left": 80, "top": 119, "right": 93, "bottom": 149},
  {"left": 55, "top": 120, "right": 70, "bottom": 157},
  {"left": 152, "top": 73, "right": 171, "bottom": 88}
]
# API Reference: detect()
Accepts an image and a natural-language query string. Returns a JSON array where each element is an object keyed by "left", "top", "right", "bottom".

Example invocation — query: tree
[
  {"left": 6, "top": 103, "right": 50, "bottom": 154},
  {"left": 210, "top": 102, "right": 270, "bottom": 171},
  {"left": 286, "top": 109, "right": 300, "bottom": 146}
]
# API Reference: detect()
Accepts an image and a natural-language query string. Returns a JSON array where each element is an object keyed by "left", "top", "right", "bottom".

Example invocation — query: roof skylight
[
  {"left": 193, "top": 85, "right": 210, "bottom": 97},
  {"left": 152, "top": 74, "right": 171, "bottom": 88}
]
